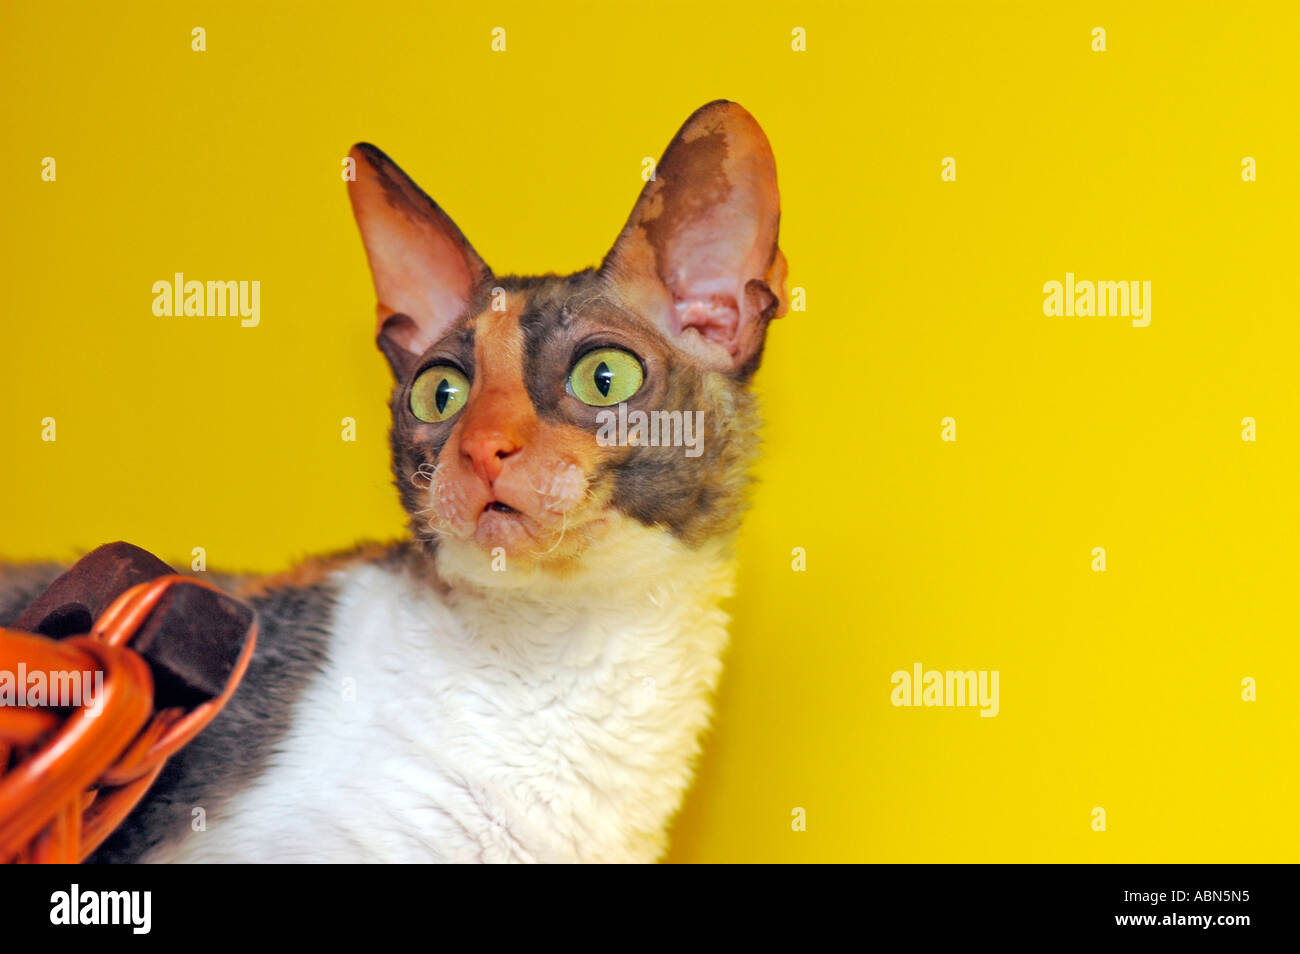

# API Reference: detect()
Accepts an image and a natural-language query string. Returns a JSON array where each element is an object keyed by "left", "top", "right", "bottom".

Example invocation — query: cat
[{"left": 0, "top": 100, "right": 789, "bottom": 863}]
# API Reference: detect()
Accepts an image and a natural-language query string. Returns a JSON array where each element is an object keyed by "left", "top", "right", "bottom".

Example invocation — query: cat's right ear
[{"left": 346, "top": 143, "right": 492, "bottom": 375}]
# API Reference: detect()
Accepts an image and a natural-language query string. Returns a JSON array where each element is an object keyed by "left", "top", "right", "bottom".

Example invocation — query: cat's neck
[
  {"left": 427, "top": 521, "right": 736, "bottom": 629},
  {"left": 383, "top": 522, "right": 737, "bottom": 860}
]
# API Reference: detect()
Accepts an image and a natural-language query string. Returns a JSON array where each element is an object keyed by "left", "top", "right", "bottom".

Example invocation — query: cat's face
[{"left": 346, "top": 102, "right": 788, "bottom": 578}]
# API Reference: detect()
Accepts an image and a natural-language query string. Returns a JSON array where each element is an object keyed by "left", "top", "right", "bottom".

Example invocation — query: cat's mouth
[
  {"left": 473, "top": 496, "right": 542, "bottom": 552},
  {"left": 446, "top": 467, "right": 596, "bottom": 557}
]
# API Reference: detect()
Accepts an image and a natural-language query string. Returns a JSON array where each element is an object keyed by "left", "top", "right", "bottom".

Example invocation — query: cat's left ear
[
  {"left": 347, "top": 143, "right": 493, "bottom": 374},
  {"left": 600, "top": 101, "right": 788, "bottom": 378}
]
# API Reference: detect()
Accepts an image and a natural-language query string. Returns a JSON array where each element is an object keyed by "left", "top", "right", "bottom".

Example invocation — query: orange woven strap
[
  {"left": 0, "top": 635, "right": 153, "bottom": 862},
  {"left": 0, "top": 574, "right": 257, "bottom": 863}
]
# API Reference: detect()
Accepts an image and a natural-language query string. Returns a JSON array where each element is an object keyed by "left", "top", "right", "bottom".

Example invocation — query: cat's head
[{"left": 346, "top": 101, "right": 788, "bottom": 584}]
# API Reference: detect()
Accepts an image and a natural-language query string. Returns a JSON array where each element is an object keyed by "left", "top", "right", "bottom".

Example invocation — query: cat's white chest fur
[{"left": 151, "top": 528, "right": 734, "bottom": 863}]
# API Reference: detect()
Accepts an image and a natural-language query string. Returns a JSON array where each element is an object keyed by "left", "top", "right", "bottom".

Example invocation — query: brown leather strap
[
  {"left": 13, "top": 542, "right": 252, "bottom": 706},
  {"left": 12, "top": 542, "right": 174, "bottom": 636}
]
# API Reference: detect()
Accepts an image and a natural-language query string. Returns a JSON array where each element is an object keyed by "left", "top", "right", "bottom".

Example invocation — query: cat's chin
[
  {"left": 473, "top": 506, "right": 540, "bottom": 551},
  {"left": 468, "top": 504, "right": 612, "bottom": 557},
  {"left": 432, "top": 516, "right": 734, "bottom": 607},
  {"left": 430, "top": 511, "right": 624, "bottom": 587}
]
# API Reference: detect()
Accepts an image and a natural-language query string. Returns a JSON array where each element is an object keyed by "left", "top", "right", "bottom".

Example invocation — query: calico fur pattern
[
  {"left": 0, "top": 527, "right": 740, "bottom": 863},
  {"left": 0, "top": 101, "right": 786, "bottom": 863}
]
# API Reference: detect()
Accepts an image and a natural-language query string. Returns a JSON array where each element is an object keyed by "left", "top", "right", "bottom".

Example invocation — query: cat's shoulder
[{"left": 89, "top": 538, "right": 422, "bottom": 862}]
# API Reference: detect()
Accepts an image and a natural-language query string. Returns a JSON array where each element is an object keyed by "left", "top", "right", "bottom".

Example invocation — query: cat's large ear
[
  {"left": 600, "top": 101, "right": 788, "bottom": 377},
  {"left": 346, "top": 143, "right": 492, "bottom": 373}
]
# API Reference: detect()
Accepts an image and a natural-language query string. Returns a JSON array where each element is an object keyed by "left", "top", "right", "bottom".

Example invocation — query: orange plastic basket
[{"left": 0, "top": 572, "right": 256, "bottom": 863}]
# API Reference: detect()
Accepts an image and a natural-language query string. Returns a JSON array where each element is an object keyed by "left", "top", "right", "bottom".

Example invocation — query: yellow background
[{"left": 1, "top": 1, "right": 1296, "bottom": 861}]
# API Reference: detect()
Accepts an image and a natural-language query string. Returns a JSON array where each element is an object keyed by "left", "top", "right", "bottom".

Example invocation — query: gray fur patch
[
  {"left": 87, "top": 569, "right": 341, "bottom": 862},
  {"left": 0, "top": 562, "right": 66, "bottom": 627}
]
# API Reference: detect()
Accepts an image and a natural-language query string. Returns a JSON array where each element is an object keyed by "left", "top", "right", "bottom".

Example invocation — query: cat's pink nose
[{"left": 461, "top": 429, "right": 521, "bottom": 486}]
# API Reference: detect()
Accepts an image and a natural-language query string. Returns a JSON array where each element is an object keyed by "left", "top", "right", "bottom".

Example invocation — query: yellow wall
[{"left": 1, "top": 1, "right": 1295, "bottom": 861}]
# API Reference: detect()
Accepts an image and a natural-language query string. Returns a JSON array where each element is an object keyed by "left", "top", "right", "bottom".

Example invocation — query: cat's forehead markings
[{"left": 471, "top": 295, "right": 529, "bottom": 388}]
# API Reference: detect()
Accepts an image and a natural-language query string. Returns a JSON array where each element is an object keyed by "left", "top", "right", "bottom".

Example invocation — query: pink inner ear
[
  {"left": 347, "top": 143, "right": 491, "bottom": 358},
  {"left": 375, "top": 224, "right": 478, "bottom": 351},
  {"left": 357, "top": 200, "right": 480, "bottom": 354},
  {"left": 675, "top": 297, "right": 740, "bottom": 346},
  {"left": 662, "top": 212, "right": 773, "bottom": 358}
]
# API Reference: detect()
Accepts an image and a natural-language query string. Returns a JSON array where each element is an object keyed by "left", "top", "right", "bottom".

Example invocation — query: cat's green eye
[
  {"left": 410, "top": 365, "right": 470, "bottom": 423},
  {"left": 568, "top": 348, "right": 644, "bottom": 407}
]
